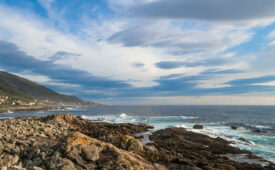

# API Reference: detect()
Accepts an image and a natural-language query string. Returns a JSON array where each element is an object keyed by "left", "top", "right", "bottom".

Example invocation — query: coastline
[
  {"left": 0, "top": 113, "right": 274, "bottom": 169},
  {"left": 0, "top": 105, "right": 57, "bottom": 113},
  {"left": 0, "top": 103, "right": 103, "bottom": 114}
]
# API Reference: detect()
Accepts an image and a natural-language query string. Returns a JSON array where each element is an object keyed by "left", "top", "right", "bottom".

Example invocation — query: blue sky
[{"left": 1, "top": 0, "right": 275, "bottom": 105}]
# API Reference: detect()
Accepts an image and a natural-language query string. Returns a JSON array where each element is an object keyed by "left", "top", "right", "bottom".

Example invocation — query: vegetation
[{"left": 0, "top": 71, "right": 82, "bottom": 103}]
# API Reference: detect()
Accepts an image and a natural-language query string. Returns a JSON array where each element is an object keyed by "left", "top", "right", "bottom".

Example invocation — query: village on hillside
[{"left": 0, "top": 95, "right": 37, "bottom": 107}]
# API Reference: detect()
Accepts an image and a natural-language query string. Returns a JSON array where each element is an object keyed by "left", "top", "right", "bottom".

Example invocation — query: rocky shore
[{"left": 0, "top": 114, "right": 274, "bottom": 170}]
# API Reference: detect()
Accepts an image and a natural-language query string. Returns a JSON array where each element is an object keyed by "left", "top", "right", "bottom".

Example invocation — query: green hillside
[
  {"left": 0, "top": 71, "right": 82, "bottom": 103},
  {"left": 0, "top": 84, "right": 33, "bottom": 102}
]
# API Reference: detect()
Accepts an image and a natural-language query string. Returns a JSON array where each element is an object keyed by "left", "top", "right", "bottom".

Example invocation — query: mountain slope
[
  {"left": 0, "top": 71, "right": 82, "bottom": 103},
  {"left": 0, "top": 84, "right": 33, "bottom": 102}
]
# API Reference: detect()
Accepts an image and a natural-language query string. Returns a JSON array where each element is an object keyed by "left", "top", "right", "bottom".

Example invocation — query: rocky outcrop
[
  {"left": 0, "top": 114, "right": 159, "bottom": 169},
  {"left": 60, "top": 132, "right": 158, "bottom": 170},
  {"left": 0, "top": 114, "right": 274, "bottom": 170},
  {"left": 146, "top": 128, "right": 274, "bottom": 170},
  {"left": 193, "top": 124, "right": 204, "bottom": 129}
]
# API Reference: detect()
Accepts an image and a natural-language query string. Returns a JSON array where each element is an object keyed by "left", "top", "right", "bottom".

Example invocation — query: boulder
[
  {"left": 110, "top": 135, "right": 144, "bottom": 153},
  {"left": 193, "top": 125, "right": 204, "bottom": 129},
  {"left": 231, "top": 126, "right": 238, "bottom": 130},
  {"left": 252, "top": 129, "right": 267, "bottom": 133}
]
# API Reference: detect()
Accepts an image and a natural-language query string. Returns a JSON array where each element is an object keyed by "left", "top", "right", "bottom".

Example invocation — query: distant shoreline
[{"left": 0, "top": 103, "right": 103, "bottom": 113}]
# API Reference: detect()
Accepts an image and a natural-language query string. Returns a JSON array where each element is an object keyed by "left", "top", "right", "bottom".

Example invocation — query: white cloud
[
  {"left": 0, "top": 0, "right": 275, "bottom": 101},
  {"left": 98, "top": 96, "right": 275, "bottom": 105},
  {"left": 252, "top": 81, "right": 275, "bottom": 86},
  {"left": 268, "top": 30, "right": 275, "bottom": 38},
  {"left": 269, "top": 41, "right": 275, "bottom": 46}
]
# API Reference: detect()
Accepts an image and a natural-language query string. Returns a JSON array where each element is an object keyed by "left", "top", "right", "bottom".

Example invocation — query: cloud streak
[
  {"left": 129, "top": 0, "right": 275, "bottom": 21},
  {"left": 1, "top": 0, "right": 275, "bottom": 104},
  {"left": 0, "top": 40, "right": 131, "bottom": 98}
]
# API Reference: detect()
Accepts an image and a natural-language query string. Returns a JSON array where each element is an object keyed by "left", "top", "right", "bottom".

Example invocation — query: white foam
[
  {"left": 74, "top": 114, "right": 275, "bottom": 163},
  {"left": 175, "top": 124, "right": 188, "bottom": 128},
  {"left": 119, "top": 113, "right": 128, "bottom": 118},
  {"left": 80, "top": 115, "right": 86, "bottom": 119},
  {"left": 254, "top": 125, "right": 272, "bottom": 129},
  {"left": 180, "top": 116, "right": 198, "bottom": 119}
]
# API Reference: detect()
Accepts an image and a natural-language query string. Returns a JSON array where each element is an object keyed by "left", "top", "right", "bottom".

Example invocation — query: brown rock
[{"left": 63, "top": 132, "right": 156, "bottom": 170}]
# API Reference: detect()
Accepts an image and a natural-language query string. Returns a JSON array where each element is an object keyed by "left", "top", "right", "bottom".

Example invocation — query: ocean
[{"left": 0, "top": 105, "right": 274, "bottom": 163}]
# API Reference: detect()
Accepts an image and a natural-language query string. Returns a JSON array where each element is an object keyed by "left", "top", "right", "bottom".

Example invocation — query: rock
[
  {"left": 48, "top": 157, "right": 77, "bottom": 170},
  {"left": 1, "top": 113, "right": 274, "bottom": 170},
  {"left": 252, "top": 129, "right": 267, "bottom": 133},
  {"left": 231, "top": 126, "right": 238, "bottom": 130},
  {"left": 81, "top": 144, "right": 101, "bottom": 161},
  {"left": 63, "top": 132, "right": 155, "bottom": 170},
  {"left": 110, "top": 135, "right": 143, "bottom": 153},
  {"left": 239, "top": 137, "right": 248, "bottom": 142},
  {"left": 147, "top": 128, "right": 274, "bottom": 170},
  {"left": 40, "top": 134, "right": 47, "bottom": 138},
  {"left": 9, "top": 166, "right": 26, "bottom": 170},
  {"left": 0, "top": 154, "right": 19, "bottom": 167},
  {"left": 144, "top": 144, "right": 158, "bottom": 154},
  {"left": 193, "top": 125, "right": 204, "bottom": 129},
  {"left": 28, "top": 166, "right": 44, "bottom": 170},
  {"left": 1, "top": 167, "right": 8, "bottom": 170},
  {"left": 153, "top": 163, "right": 168, "bottom": 170}
]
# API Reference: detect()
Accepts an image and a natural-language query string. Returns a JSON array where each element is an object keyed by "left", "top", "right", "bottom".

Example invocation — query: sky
[{"left": 1, "top": 0, "right": 275, "bottom": 105}]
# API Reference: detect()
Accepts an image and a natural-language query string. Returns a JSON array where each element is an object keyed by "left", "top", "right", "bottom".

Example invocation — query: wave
[
  {"left": 119, "top": 113, "right": 128, "bottom": 118},
  {"left": 253, "top": 125, "right": 272, "bottom": 130},
  {"left": 180, "top": 116, "right": 199, "bottom": 119},
  {"left": 175, "top": 124, "right": 188, "bottom": 128},
  {"left": 80, "top": 115, "right": 87, "bottom": 119},
  {"left": 7, "top": 110, "right": 14, "bottom": 114}
]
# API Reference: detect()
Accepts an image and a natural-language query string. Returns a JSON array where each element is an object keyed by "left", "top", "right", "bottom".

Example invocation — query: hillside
[
  {"left": 0, "top": 71, "right": 85, "bottom": 104},
  {"left": 0, "top": 84, "right": 33, "bottom": 101}
]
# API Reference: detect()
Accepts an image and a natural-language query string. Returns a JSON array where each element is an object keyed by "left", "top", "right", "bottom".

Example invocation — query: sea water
[{"left": 0, "top": 105, "right": 274, "bottom": 162}]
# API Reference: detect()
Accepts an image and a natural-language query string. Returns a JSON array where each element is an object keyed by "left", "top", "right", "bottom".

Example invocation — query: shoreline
[
  {"left": 0, "top": 103, "right": 103, "bottom": 114},
  {"left": 0, "top": 105, "right": 58, "bottom": 113},
  {"left": 0, "top": 113, "right": 274, "bottom": 169}
]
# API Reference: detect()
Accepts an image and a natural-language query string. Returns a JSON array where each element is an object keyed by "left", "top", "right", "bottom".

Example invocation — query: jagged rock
[
  {"left": 0, "top": 154, "right": 19, "bottom": 167},
  {"left": 62, "top": 132, "right": 155, "bottom": 170},
  {"left": 110, "top": 135, "right": 144, "bottom": 153},
  {"left": 147, "top": 128, "right": 273, "bottom": 170},
  {"left": 0, "top": 113, "right": 274, "bottom": 170},
  {"left": 47, "top": 156, "right": 77, "bottom": 170}
]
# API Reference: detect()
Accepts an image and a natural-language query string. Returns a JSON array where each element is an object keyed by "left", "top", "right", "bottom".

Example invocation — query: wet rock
[
  {"left": 147, "top": 128, "right": 274, "bottom": 170},
  {"left": 239, "top": 137, "right": 253, "bottom": 145},
  {"left": 231, "top": 126, "right": 238, "bottom": 130},
  {"left": 253, "top": 129, "right": 267, "bottom": 134},
  {"left": 193, "top": 124, "right": 204, "bottom": 129}
]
